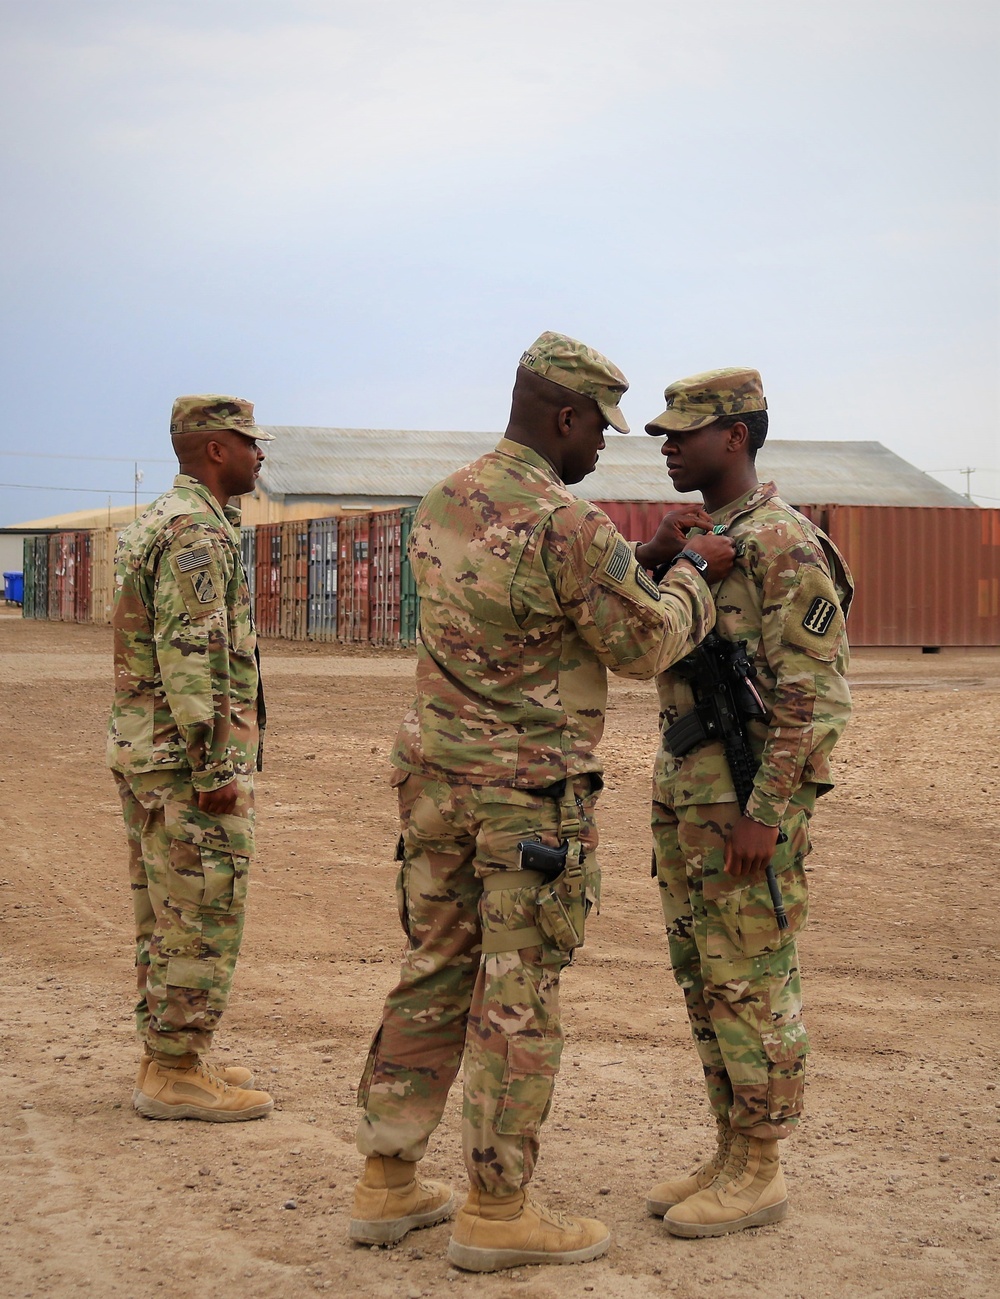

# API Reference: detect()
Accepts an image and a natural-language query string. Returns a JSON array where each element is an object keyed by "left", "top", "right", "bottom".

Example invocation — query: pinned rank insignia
[{"left": 802, "top": 595, "right": 837, "bottom": 635}]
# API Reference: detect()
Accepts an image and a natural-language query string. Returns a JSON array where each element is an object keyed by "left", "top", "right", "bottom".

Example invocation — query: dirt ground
[{"left": 1, "top": 615, "right": 998, "bottom": 1299}]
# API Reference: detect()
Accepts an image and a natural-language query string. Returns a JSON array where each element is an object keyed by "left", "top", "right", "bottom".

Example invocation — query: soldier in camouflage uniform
[
  {"left": 350, "top": 333, "right": 736, "bottom": 1272},
  {"left": 108, "top": 395, "right": 275, "bottom": 1121},
  {"left": 641, "top": 369, "right": 853, "bottom": 1236}
]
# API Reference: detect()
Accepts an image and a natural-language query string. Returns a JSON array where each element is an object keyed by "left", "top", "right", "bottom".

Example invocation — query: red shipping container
[
  {"left": 337, "top": 515, "right": 371, "bottom": 644},
  {"left": 279, "top": 520, "right": 309, "bottom": 640},
  {"left": 74, "top": 531, "right": 92, "bottom": 624},
  {"left": 369, "top": 509, "right": 402, "bottom": 646},
  {"left": 254, "top": 523, "right": 282, "bottom": 637}
]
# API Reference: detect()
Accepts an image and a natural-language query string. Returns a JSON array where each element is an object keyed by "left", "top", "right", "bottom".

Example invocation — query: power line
[
  {"left": 0, "top": 451, "right": 173, "bottom": 464},
  {"left": 0, "top": 482, "right": 160, "bottom": 496}
]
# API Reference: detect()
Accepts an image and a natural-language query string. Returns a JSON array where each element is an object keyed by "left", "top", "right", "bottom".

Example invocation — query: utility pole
[
  {"left": 134, "top": 463, "right": 144, "bottom": 517},
  {"left": 961, "top": 467, "right": 974, "bottom": 501}
]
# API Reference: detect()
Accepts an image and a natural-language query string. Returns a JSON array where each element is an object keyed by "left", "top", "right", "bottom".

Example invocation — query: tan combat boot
[
  {"left": 134, "top": 1057, "right": 273, "bottom": 1122},
  {"left": 446, "top": 1187, "right": 611, "bottom": 1273},
  {"left": 349, "top": 1156, "right": 456, "bottom": 1245},
  {"left": 646, "top": 1119, "right": 734, "bottom": 1215},
  {"left": 133, "top": 1050, "right": 254, "bottom": 1108},
  {"left": 663, "top": 1133, "right": 787, "bottom": 1237}
]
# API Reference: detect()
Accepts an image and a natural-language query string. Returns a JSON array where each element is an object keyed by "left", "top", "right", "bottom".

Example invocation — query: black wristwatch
[{"left": 675, "top": 548, "right": 709, "bottom": 576}]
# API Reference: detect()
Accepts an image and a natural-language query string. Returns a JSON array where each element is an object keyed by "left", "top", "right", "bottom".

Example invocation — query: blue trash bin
[{"left": 3, "top": 571, "right": 24, "bottom": 605}]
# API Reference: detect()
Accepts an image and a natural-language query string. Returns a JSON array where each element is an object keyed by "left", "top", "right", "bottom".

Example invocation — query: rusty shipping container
[
  {"left": 254, "top": 523, "right": 282, "bottom": 637},
  {"left": 591, "top": 500, "right": 674, "bottom": 545},
  {"left": 307, "top": 518, "right": 338, "bottom": 641},
  {"left": 337, "top": 514, "right": 371, "bottom": 644},
  {"left": 806, "top": 505, "right": 1000, "bottom": 647},
  {"left": 369, "top": 509, "right": 402, "bottom": 646},
  {"left": 280, "top": 520, "right": 310, "bottom": 640},
  {"left": 74, "top": 531, "right": 92, "bottom": 623},
  {"left": 48, "top": 533, "right": 81, "bottom": 621}
]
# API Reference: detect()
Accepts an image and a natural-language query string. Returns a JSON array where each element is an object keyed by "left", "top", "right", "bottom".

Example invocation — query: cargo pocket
[
  {"left": 494, "top": 1038, "right": 561, "bottom": 1136},
  {"left": 164, "top": 955, "right": 216, "bottom": 991},
  {"left": 356, "top": 1026, "right": 383, "bottom": 1107},
  {"left": 201, "top": 846, "right": 248, "bottom": 914}
]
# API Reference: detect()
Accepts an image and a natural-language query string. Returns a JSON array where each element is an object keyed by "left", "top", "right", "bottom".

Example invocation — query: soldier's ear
[
  {"left": 204, "top": 437, "right": 227, "bottom": 465},
  {"left": 556, "top": 405, "right": 576, "bottom": 437},
  {"left": 725, "top": 421, "right": 749, "bottom": 454}
]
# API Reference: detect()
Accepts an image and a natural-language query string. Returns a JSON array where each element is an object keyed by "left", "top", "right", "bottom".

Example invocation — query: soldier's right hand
[
  {"left": 682, "top": 533, "right": 736, "bottom": 584},
  {"left": 198, "top": 779, "right": 238, "bottom": 816}
]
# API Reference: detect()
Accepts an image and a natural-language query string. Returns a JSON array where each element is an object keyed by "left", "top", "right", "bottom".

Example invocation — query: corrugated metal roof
[{"left": 255, "top": 427, "right": 972, "bottom": 508}]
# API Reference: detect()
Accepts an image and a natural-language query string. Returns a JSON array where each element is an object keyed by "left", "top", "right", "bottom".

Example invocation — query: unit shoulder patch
[{"left": 781, "top": 565, "right": 845, "bottom": 660}]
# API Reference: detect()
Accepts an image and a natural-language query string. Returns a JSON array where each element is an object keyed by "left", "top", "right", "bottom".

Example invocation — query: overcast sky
[{"left": 0, "top": 0, "right": 997, "bottom": 524}]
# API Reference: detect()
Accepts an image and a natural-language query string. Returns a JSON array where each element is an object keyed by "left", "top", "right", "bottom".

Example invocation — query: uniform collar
[
  {"left": 710, "top": 480, "right": 777, "bottom": 531},
  {"left": 494, "top": 437, "right": 563, "bottom": 484},
  {"left": 173, "top": 474, "right": 242, "bottom": 535}
]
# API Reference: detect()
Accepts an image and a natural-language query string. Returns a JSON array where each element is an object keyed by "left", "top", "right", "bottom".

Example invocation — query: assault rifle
[{"left": 662, "top": 631, "right": 789, "bottom": 929}]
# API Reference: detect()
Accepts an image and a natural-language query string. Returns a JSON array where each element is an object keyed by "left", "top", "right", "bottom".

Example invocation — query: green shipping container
[
  {"left": 22, "top": 536, "right": 49, "bottom": 619},
  {"left": 399, "top": 506, "right": 420, "bottom": 645}
]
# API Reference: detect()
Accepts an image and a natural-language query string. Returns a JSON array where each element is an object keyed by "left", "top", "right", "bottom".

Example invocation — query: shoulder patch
[
  {"left": 593, "top": 530, "right": 664, "bottom": 612},
  {"left": 634, "top": 564, "right": 662, "bottom": 601},
  {"left": 175, "top": 545, "right": 212, "bottom": 573},
  {"left": 782, "top": 566, "right": 845, "bottom": 661},
  {"left": 802, "top": 595, "right": 837, "bottom": 636}
]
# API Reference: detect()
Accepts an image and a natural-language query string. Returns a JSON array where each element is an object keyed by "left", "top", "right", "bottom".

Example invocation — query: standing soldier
[
  {"left": 350, "top": 332, "right": 736, "bottom": 1272},
  {"left": 108, "top": 395, "right": 275, "bottom": 1121},
  {"left": 642, "top": 369, "right": 853, "bottom": 1236}
]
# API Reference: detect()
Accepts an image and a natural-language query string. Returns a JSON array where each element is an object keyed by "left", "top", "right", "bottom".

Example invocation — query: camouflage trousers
[
  {"left": 356, "top": 772, "right": 599, "bottom": 1196},
  {"left": 652, "top": 796, "right": 812, "bottom": 1139},
  {"left": 113, "top": 769, "right": 254, "bottom": 1058}
]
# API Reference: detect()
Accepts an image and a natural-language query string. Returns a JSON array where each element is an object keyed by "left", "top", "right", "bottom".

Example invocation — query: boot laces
[
  {"left": 525, "top": 1193, "right": 574, "bottom": 1230},
  {"left": 717, "top": 1134, "right": 750, "bottom": 1185},
  {"left": 195, "top": 1060, "right": 232, "bottom": 1091}
]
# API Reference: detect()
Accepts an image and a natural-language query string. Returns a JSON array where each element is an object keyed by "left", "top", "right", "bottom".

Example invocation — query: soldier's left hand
[
  {"left": 724, "top": 815, "right": 780, "bottom": 878},
  {"left": 198, "top": 779, "right": 238, "bottom": 816},
  {"left": 636, "top": 506, "right": 715, "bottom": 569}
]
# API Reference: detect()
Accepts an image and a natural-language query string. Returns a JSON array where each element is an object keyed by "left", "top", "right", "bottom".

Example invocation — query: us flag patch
[
  {"left": 176, "top": 546, "right": 212, "bottom": 573},
  {"left": 802, "top": 596, "right": 837, "bottom": 635},
  {"left": 605, "top": 539, "right": 632, "bottom": 583}
]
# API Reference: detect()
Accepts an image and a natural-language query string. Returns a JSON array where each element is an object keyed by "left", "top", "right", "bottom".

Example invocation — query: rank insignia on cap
[{"left": 802, "top": 596, "right": 837, "bottom": 635}]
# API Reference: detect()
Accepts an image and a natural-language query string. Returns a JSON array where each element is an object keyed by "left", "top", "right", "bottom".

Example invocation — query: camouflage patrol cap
[
  {"left": 645, "top": 368, "right": 766, "bottom": 434},
  {"left": 169, "top": 394, "right": 275, "bottom": 441},
  {"left": 519, "top": 331, "right": 630, "bottom": 433}
]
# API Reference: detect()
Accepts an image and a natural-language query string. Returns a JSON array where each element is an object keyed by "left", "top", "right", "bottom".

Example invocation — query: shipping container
[
  {"left": 814, "top": 505, "right": 1000, "bottom": 647},
  {"left": 369, "top": 509, "right": 403, "bottom": 646},
  {"left": 280, "top": 520, "right": 310, "bottom": 640},
  {"left": 337, "top": 514, "right": 371, "bottom": 643},
  {"left": 399, "top": 506, "right": 419, "bottom": 645},
  {"left": 592, "top": 500, "right": 676, "bottom": 545},
  {"left": 88, "top": 528, "right": 118, "bottom": 625},
  {"left": 73, "top": 531, "right": 92, "bottom": 623},
  {"left": 48, "top": 533, "right": 81, "bottom": 621},
  {"left": 22, "top": 536, "right": 49, "bottom": 619},
  {"left": 240, "top": 526, "right": 257, "bottom": 607},
  {"left": 254, "top": 523, "right": 282, "bottom": 637},
  {"left": 307, "top": 518, "right": 339, "bottom": 641}
]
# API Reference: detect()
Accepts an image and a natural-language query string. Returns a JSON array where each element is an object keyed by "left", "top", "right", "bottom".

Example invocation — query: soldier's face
[
  {"left": 221, "top": 431, "right": 265, "bottom": 497},
  {"left": 562, "top": 402, "right": 608, "bottom": 484},
  {"left": 658, "top": 421, "right": 729, "bottom": 493}
]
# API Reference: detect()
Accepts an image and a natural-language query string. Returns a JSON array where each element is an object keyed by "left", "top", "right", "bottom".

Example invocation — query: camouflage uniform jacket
[
  {"left": 107, "top": 474, "right": 260, "bottom": 792},
  {"left": 654, "top": 481, "right": 853, "bottom": 824},
  {"left": 392, "top": 438, "right": 716, "bottom": 789}
]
